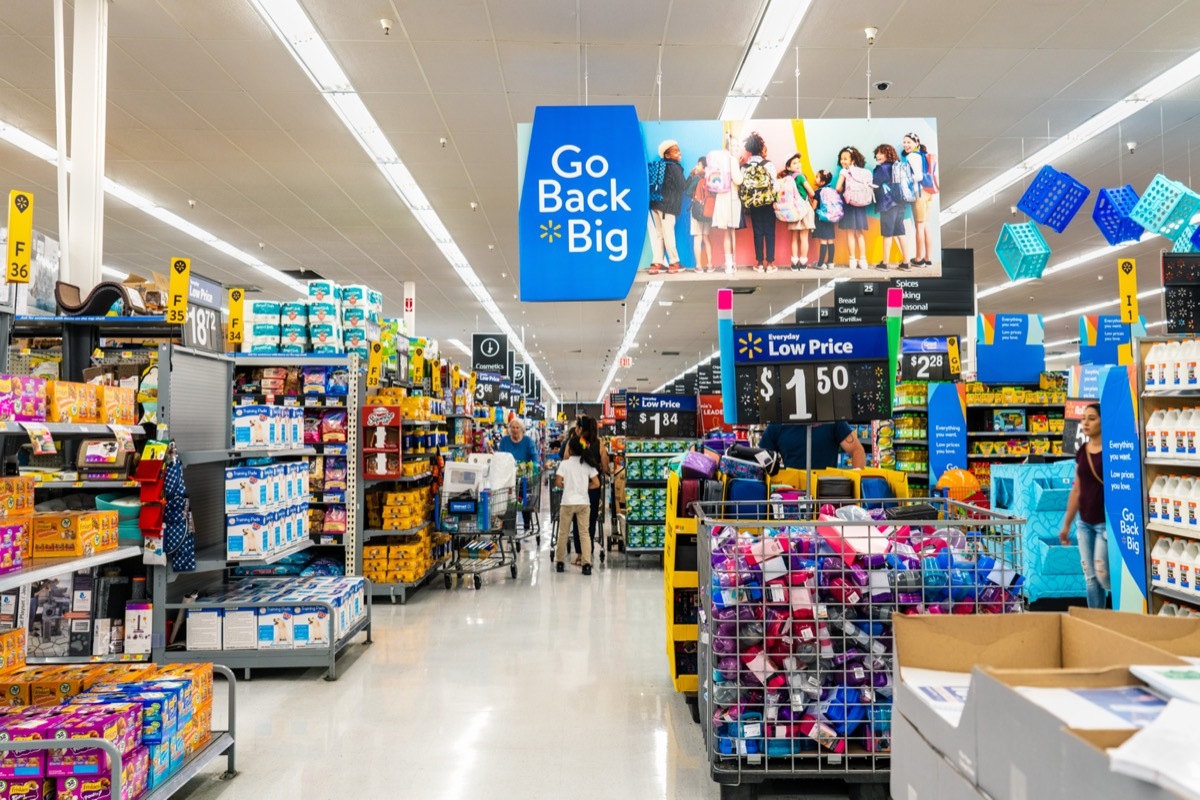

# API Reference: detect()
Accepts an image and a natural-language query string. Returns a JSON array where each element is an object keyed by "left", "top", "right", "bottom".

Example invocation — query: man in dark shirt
[
  {"left": 758, "top": 422, "right": 866, "bottom": 470},
  {"left": 648, "top": 139, "right": 685, "bottom": 275}
]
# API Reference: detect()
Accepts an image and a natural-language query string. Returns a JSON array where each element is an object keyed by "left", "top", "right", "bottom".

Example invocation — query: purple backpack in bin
[{"left": 682, "top": 450, "right": 718, "bottom": 480}]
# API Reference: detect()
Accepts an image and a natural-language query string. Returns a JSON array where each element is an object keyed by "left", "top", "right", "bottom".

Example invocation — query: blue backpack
[
  {"left": 648, "top": 159, "right": 666, "bottom": 203},
  {"left": 859, "top": 476, "right": 897, "bottom": 509},
  {"left": 892, "top": 160, "right": 918, "bottom": 203}
]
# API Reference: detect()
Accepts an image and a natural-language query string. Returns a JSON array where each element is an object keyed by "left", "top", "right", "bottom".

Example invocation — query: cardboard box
[
  {"left": 890, "top": 713, "right": 949, "bottom": 800},
  {"left": 1068, "top": 606, "right": 1200, "bottom": 657},
  {"left": 185, "top": 608, "right": 223, "bottom": 651},
  {"left": 45, "top": 381, "right": 100, "bottom": 423},
  {"left": 893, "top": 613, "right": 1182, "bottom": 782}
]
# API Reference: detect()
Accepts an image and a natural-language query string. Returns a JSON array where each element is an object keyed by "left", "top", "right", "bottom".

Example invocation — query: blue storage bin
[
  {"left": 1130, "top": 173, "right": 1200, "bottom": 237},
  {"left": 1017, "top": 165, "right": 1091, "bottom": 233},
  {"left": 1092, "top": 185, "right": 1145, "bottom": 245},
  {"left": 995, "top": 222, "right": 1052, "bottom": 281}
]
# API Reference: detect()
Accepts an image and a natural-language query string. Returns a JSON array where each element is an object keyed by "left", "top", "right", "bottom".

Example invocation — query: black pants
[
  {"left": 748, "top": 205, "right": 776, "bottom": 265},
  {"left": 571, "top": 486, "right": 603, "bottom": 553}
]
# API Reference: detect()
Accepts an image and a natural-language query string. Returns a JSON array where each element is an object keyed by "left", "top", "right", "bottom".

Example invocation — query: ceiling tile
[
  {"left": 153, "top": 0, "right": 276, "bottom": 41},
  {"left": 496, "top": 42, "right": 579, "bottom": 96},
  {"left": 201, "top": 40, "right": 314, "bottom": 93},
  {"left": 331, "top": 40, "right": 429, "bottom": 94},
  {"left": 411, "top": 42, "right": 504, "bottom": 94},
  {"left": 393, "top": 0, "right": 493, "bottom": 42},
  {"left": 488, "top": 0, "right": 578, "bottom": 41},
  {"left": 912, "top": 48, "right": 1028, "bottom": 98}
]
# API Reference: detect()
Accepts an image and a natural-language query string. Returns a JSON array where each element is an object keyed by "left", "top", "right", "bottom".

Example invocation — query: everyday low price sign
[{"left": 625, "top": 393, "right": 697, "bottom": 438}]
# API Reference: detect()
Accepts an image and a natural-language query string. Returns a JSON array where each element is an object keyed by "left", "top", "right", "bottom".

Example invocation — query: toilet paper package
[
  {"left": 280, "top": 303, "right": 308, "bottom": 324},
  {"left": 309, "top": 302, "right": 339, "bottom": 325},
  {"left": 307, "top": 281, "right": 339, "bottom": 303},
  {"left": 341, "top": 285, "right": 369, "bottom": 308}
]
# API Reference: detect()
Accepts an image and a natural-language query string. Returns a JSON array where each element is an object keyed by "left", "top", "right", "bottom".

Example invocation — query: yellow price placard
[
  {"left": 1118, "top": 258, "right": 1138, "bottom": 324},
  {"left": 6, "top": 190, "right": 34, "bottom": 284},
  {"left": 947, "top": 336, "right": 961, "bottom": 377},
  {"left": 227, "top": 287, "right": 245, "bottom": 346},
  {"left": 166, "top": 257, "right": 191, "bottom": 324},
  {"left": 367, "top": 342, "right": 382, "bottom": 387}
]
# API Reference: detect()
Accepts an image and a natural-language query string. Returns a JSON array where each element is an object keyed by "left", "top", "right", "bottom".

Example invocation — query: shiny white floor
[{"left": 174, "top": 531, "right": 723, "bottom": 800}]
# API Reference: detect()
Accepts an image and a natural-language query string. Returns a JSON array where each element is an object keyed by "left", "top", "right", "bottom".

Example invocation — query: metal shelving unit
[{"left": 1152, "top": 584, "right": 1200, "bottom": 608}]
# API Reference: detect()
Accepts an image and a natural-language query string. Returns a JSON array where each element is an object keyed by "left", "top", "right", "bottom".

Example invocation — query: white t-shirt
[{"left": 557, "top": 456, "right": 598, "bottom": 506}]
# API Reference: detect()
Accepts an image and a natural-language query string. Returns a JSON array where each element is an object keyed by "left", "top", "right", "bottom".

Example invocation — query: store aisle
[{"left": 175, "top": 533, "right": 722, "bottom": 799}]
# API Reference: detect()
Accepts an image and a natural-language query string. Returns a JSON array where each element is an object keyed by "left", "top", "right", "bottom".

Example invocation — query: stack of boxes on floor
[
  {"left": 224, "top": 462, "right": 311, "bottom": 560},
  {"left": 241, "top": 283, "right": 383, "bottom": 357},
  {"left": 363, "top": 489, "right": 449, "bottom": 587},
  {"left": 185, "top": 577, "right": 366, "bottom": 651},
  {"left": 0, "top": 628, "right": 214, "bottom": 796}
]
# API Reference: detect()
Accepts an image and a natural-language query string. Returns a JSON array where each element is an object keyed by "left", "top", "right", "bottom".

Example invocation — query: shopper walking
[
  {"left": 497, "top": 418, "right": 539, "bottom": 533},
  {"left": 739, "top": 131, "right": 779, "bottom": 273},
  {"left": 1059, "top": 403, "right": 1109, "bottom": 609},
  {"left": 555, "top": 437, "right": 599, "bottom": 575},
  {"left": 579, "top": 416, "right": 610, "bottom": 557},
  {"left": 647, "top": 140, "right": 685, "bottom": 275}
]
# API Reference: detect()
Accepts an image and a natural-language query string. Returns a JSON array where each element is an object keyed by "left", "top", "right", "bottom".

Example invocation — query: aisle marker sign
[
  {"left": 165, "top": 258, "right": 191, "bottom": 324},
  {"left": 367, "top": 342, "right": 383, "bottom": 387},
  {"left": 227, "top": 288, "right": 244, "bottom": 346},
  {"left": 1117, "top": 258, "right": 1138, "bottom": 324},
  {"left": 5, "top": 190, "right": 33, "bottom": 284},
  {"left": 947, "top": 337, "right": 961, "bottom": 376}
]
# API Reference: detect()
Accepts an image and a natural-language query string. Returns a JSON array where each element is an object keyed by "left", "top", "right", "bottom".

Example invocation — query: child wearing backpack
[
  {"left": 871, "top": 144, "right": 915, "bottom": 271},
  {"left": 902, "top": 132, "right": 936, "bottom": 267},
  {"left": 811, "top": 170, "right": 839, "bottom": 270},
  {"left": 780, "top": 153, "right": 817, "bottom": 271},
  {"left": 739, "top": 131, "right": 779, "bottom": 273},
  {"left": 834, "top": 146, "right": 873, "bottom": 269},
  {"left": 686, "top": 156, "right": 715, "bottom": 272},
  {"left": 709, "top": 134, "right": 744, "bottom": 275},
  {"left": 647, "top": 139, "right": 686, "bottom": 275}
]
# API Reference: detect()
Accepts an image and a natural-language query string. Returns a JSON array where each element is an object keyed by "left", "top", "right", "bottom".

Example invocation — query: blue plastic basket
[
  {"left": 995, "top": 222, "right": 1052, "bottom": 281},
  {"left": 1130, "top": 173, "right": 1200, "bottom": 237},
  {"left": 1173, "top": 224, "right": 1198, "bottom": 253},
  {"left": 1091, "top": 185, "right": 1145, "bottom": 246},
  {"left": 1016, "top": 165, "right": 1091, "bottom": 233}
]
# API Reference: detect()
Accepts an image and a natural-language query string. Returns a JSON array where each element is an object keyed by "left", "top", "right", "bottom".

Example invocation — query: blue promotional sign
[
  {"left": 927, "top": 382, "right": 967, "bottom": 483},
  {"left": 625, "top": 393, "right": 697, "bottom": 438},
  {"left": 475, "top": 371, "right": 503, "bottom": 406},
  {"left": 517, "top": 105, "right": 648, "bottom": 302},
  {"left": 1098, "top": 363, "right": 1147, "bottom": 610},
  {"left": 976, "top": 314, "right": 1045, "bottom": 384},
  {"left": 731, "top": 324, "right": 889, "bottom": 365},
  {"left": 1078, "top": 314, "right": 1147, "bottom": 365},
  {"left": 625, "top": 393, "right": 697, "bottom": 413}
]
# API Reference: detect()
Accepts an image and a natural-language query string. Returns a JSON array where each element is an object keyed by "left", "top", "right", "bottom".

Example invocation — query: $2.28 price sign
[
  {"left": 900, "top": 336, "right": 960, "bottom": 382},
  {"left": 624, "top": 393, "right": 697, "bottom": 438}
]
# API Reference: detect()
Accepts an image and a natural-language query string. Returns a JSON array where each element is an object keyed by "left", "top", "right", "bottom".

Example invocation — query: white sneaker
[{"left": 724, "top": 263, "right": 735, "bottom": 275}]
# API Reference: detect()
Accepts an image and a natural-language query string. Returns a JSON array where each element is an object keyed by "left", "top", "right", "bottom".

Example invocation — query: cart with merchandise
[
  {"left": 513, "top": 466, "right": 543, "bottom": 551},
  {"left": 546, "top": 470, "right": 609, "bottom": 566},
  {"left": 438, "top": 485, "right": 519, "bottom": 589},
  {"left": 696, "top": 497, "right": 1024, "bottom": 800}
]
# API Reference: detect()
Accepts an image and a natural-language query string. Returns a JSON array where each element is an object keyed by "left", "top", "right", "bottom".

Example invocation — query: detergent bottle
[{"left": 1152, "top": 537, "right": 1172, "bottom": 587}]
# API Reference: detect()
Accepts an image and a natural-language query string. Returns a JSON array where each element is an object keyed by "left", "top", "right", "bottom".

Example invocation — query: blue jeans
[{"left": 1076, "top": 519, "right": 1110, "bottom": 609}]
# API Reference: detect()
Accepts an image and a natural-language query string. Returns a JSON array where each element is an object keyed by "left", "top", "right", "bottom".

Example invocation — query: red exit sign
[{"left": 617, "top": 356, "right": 633, "bottom": 368}]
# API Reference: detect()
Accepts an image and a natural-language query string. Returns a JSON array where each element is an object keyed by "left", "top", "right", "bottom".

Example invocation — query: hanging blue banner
[
  {"left": 731, "top": 324, "right": 889, "bottom": 364},
  {"left": 1078, "top": 314, "right": 1146, "bottom": 365},
  {"left": 928, "top": 382, "right": 967, "bottom": 483},
  {"left": 1098, "top": 363, "right": 1147, "bottom": 611},
  {"left": 976, "top": 314, "right": 1045, "bottom": 384},
  {"left": 517, "top": 105, "right": 648, "bottom": 302}
]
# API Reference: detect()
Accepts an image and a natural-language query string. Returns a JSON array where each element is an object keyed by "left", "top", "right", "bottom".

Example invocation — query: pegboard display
[{"left": 1162, "top": 252, "right": 1200, "bottom": 335}]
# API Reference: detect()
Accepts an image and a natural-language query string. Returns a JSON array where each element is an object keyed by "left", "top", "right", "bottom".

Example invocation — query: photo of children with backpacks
[
  {"left": 811, "top": 169, "right": 840, "bottom": 270},
  {"left": 835, "top": 146, "right": 874, "bottom": 269},
  {"left": 685, "top": 156, "right": 715, "bottom": 272},
  {"left": 902, "top": 132, "right": 938, "bottom": 267},
  {"left": 777, "top": 153, "right": 818, "bottom": 271},
  {"left": 647, "top": 139, "right": 685, "bottom": 275},
  {"left": 738, "top": 132, "right": 778, "bottom": 273},
  {"left": 871, "top": 143, "right": 915, "bottom": 271}
]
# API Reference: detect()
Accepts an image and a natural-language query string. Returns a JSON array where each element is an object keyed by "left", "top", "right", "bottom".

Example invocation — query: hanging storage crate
[
  {"left": 1172, "top": 224, "right": 1199, "bottom": 253},
  {"left": 1016, "top": 165, "right": 1091, "bottom": 233},
  {"left": 1091, "top": 185, "right": 1145, "bottom": 246},
  {"left": 995, "top": 222, "right": 1051, "bottom": 281},
  {"left": 1130, "top": 173, "right": 1200, "bottom": 238}
]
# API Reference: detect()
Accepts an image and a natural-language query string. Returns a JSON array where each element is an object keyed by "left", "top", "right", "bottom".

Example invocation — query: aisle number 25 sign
[
  {"left": 6, "top": 190, "right": 34, "bottom": 284},
  {"left": 166, "top": 258, "right": 191, "bottom": 324}
]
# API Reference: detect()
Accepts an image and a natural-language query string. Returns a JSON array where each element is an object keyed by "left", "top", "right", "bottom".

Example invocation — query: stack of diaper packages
[
  {"left": 244, "top": 301, "right": 283, "bottom": 354},
  {"left": 279, "top": 301, "right": 309, "bottom": 354},
  {"left": 306, "top": 280, "right": 343, "bottom": 355},
  {"left": 339, "top": 285, "right": 383, "bottom": 362}
]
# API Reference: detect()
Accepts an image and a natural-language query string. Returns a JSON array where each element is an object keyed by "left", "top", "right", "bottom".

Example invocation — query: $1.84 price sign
[{"left": 625, "top": 393, "right": 697, "bottom": 438}]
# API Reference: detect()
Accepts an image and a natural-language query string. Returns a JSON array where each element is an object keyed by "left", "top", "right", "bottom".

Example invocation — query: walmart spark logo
[
  {"left": 539, "top": 221, "right": 562, "bottom": 243},
  {"left": 737, "top": 332, "right": 763, "bottom": 360}
]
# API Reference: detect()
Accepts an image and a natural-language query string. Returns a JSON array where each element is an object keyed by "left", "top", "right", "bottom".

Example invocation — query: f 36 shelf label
[
  {"left": 732, "top": 324, "right": 891, "bottom": 424},
  {"left": 625, "top": 393, "right": 696, "bottom": 437}
]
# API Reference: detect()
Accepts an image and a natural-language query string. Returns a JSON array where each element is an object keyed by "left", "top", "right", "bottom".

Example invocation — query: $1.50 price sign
[
  {"left": 900, "top": 336, "right": 961, "bottom": 382},
  {"left": 624, "top": 393, "right": 697, "bottom": 438},
  {"left": 732, "top": 324, "right": 891, "bottom": 425}
]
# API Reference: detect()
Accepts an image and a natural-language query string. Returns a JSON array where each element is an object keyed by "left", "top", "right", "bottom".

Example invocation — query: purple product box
[
  {"left": 46, "top": 708, "right": 141, "bottom": 778},
  {"left": 0, "top": 718, "right": 52, "bottom": 778},
  {"left": 5, "top": 376, "right": 47, "bottom": 423},
  {"left": 0, "top": 778, "right": 54, "bottom": 799}
]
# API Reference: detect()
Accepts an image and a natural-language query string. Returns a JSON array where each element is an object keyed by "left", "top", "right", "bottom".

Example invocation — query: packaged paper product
[
  {"left": 281, "top": 324, "right": 308, "bottom": 345},
  {"left": 249, "top": 300, "right": 280, "bottom": 318},
  {"left": 367, "top": 289, "right": 383, "bottom": 310},
  {"left": 311, "top": 343, "right": 344, "bottom": 355},
  {"left": 247, "top": 344, "right": 280, "bottom": 354},
  {"left": 309, "top": 324, "right": 342, "bottom": 351},
  {"left": 344, "top": 329, "right": 369, "bottom": 349},
  {"left": 342, "top": 307, "right": 367, "bottom": 328},
  {"left": 346, "top": 345, "right": 370, "bottom": 361},
  {"left": 307, "top": 281, "right": 338, "bottom": 303},
  {"left": 250, "top": 324, "right": 282, "bottom": 338},
  {"left": 308, "top": 302, "right": 339, "bottom": 325},
  {"left": 340, "top": 285, "right": 368, "bottom": 308},
  {"left": 280, "top": 302, "right": 308, "bottom": 324}
]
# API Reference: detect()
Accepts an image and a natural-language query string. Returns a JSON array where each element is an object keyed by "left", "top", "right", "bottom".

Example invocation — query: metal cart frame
[
  {"left": 695, "top": 497, "right": 1025, "bottom": 800},
  {"left": 513, "top": 471, "right": 544, "bottom": 552},
  {"left": 439, "top": 486, "right": 520, "bottom": 589}
]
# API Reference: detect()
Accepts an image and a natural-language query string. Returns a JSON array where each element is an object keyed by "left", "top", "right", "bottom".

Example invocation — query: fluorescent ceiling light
[
  {"left": 941, "top": 51, "right": 1200, "bottom": 225},
  {"left": 596, "top": 281, "right": 662, "bottom": 402},
  {"left": 250, "top": 0, "right": 557, "bottom": 403},
  {"left": 446, "top": 338, "right": 472, "bottom": 357},
  {"left": 719, "top": 0, "right": 813, "bottom": 120},
  {"left": 1043, "top": 287, "right": 1163, "bottom": 322},
  {"left": 1046, "top": 350, "right": 1080, "bottom": 362},
  {"left": 904, "top": 315, "right": 927, "bottom": 324},
  {"left": 1045, "top": 337, "right": 1080, "bottom": 347}
]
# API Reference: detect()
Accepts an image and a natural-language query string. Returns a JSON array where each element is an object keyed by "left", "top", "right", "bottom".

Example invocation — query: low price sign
[
  {"left": 900, "top": 336, "right": 961, "bottom": 382},
  {"left": 730, "top": 324, "right": 891, "bottom": 424},
  {"left": 625, "top": 393, "right": 697, "bottom": 438},
  {"left": 475, "top": 372, "right": 502, "bottom": 406}
]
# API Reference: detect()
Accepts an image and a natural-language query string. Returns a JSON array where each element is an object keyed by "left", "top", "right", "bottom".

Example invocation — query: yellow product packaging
[
  {"left": 362, "top": 544, "right": 389, "bottom": 561},
  {"left": 45, "top": 381, "right": 100, "bottom": 423},
  {"left": 31, "top": 511, "right": 99, "bottom": 558},
  {"left": 363, "top": 558, "right": 389, "bottom": 573},
  {"left": 97, "top": 385, "right": 138, "bottom": 426}
]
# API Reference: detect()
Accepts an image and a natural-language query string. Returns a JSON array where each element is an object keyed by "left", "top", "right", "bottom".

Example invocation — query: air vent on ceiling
[
  {"left": 280, "top": 269, "right": 324, "bottom": 281},
  {"left": 636, "top": 377, "right": 649, "bottom": 382},
  {"left": 570, "top": 349, "right": 583, "bottom": 354},
  {"left": 661, "top": 351, "right": 681, "bottom": 356},
  {"left": 730, "top": 286, "right": 759, "bottom": 295}
]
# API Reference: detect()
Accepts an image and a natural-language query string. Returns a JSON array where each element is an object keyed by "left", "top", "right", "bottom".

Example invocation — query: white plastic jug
[
  {"left": 1186, "top": 408, "right": 1200, "bottom": 459},
  {"left": 1152, "top": 537, "right": 1172, "bottom": 587},
  {"left": 1164, "top": 409, "right": 1183, "bottom": 456},
  {"left": 1147, "top": 410, "right": 1166, "bottom": 457},
  {"left": 1185, "top": 543, "right": 1200, "bottom": 595},
  {"left": 1188, "top": 478, "right": 1200, "bottom": 528},
  {"left": 1162, "top": 341, "right": 1182, "bottom": 386},
  {"left": 1146, "top": 342, "right": 1165, "bottom": 389},
  {"left": 1174, "top": 477, "right": 1195, "bottom": 525},
  {"left": 1185, "top": 340, "right": 1200, "bottom": 387},
  {"left": 1162, "top": 475, "right": 1183, "bottom": 523},
  {"left": 1149, "top": 475, "right": 1167, "bottom": 521},
  {"left": 1168, "top": 539, "right": 1188, "bottom": 587},
  {"left": 1159, "top": 602, "right": 1179, "bottom": 617}
]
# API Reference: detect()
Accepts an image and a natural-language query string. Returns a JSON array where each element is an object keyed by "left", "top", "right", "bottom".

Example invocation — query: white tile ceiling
[{"left": 1, "top": 0, "right": 1199, "bottom": 398}]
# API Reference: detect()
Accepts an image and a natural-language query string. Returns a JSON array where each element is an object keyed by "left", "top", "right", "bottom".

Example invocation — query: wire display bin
[
  {"left": 695, "top": 497, "right": 1025, "bottom": 800},
  {"left": 439, "top": 485, "right": 519, "bottom": 589}
]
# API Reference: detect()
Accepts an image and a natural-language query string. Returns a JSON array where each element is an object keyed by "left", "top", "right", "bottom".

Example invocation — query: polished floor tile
[{"left": 173, "top": 526, "right": 726, "bottom": 800}]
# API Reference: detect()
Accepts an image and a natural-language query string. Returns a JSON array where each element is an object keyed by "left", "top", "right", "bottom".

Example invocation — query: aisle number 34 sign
[{"left": 6, "top": 190, "right": 33, "bottom": 284}]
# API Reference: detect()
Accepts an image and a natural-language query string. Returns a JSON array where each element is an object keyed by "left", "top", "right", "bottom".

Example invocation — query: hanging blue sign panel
[
  {"left": 928, "top": 382, "right": 967, "bottom": 482},
  {"left": 976, "top": 314, "right": 1045, "bottom": 385},
  {"left": 1098, "top": 364, "right": 1147, "bottom": 610},
  {"left": 1078, "top": 314, "right": 1146, "bottom": 365}
]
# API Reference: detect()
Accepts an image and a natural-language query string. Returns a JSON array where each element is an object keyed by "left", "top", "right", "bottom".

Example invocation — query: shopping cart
[
  {"left": 513, "top": 471, "right": 543, "bottom": 552},
  {"left": 695, "top": 497, "right": 1025, "bottom": 800},
  {"left": 438, "top": 485, "right": 519, "bottom": 590},
  {"left": 547, "top": 471, "right": 608, "bottom": 566}
]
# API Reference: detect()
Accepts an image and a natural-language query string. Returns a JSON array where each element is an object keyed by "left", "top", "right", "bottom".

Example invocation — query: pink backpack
[
  {"left": 773, "top": 179, "right": 802, "bottom": 223},
  {"left": 842, "top": 166, "right": 874, "bottom": 207},
  {"left": 705, "top": 150, "right": 731, "bottom": 193}
]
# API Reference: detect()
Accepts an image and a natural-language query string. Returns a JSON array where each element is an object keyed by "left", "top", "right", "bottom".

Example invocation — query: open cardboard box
[
  {"left": 121, "top": 272, "right": 168, "bottom": 312},
  {"left": 1068, "top": 606, "right": 1200, "bottom": 658},
  {"left": 893, "top": 613, "right": 1183, "bottom": 785}
]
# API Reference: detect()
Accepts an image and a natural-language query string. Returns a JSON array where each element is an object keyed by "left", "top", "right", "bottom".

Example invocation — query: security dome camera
[
  {"left": 874, "top": 81, "right": 892, "bottom": 91},
  {"left": 1127, "top": 141, "right": 1137, "bottom": 154}
]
